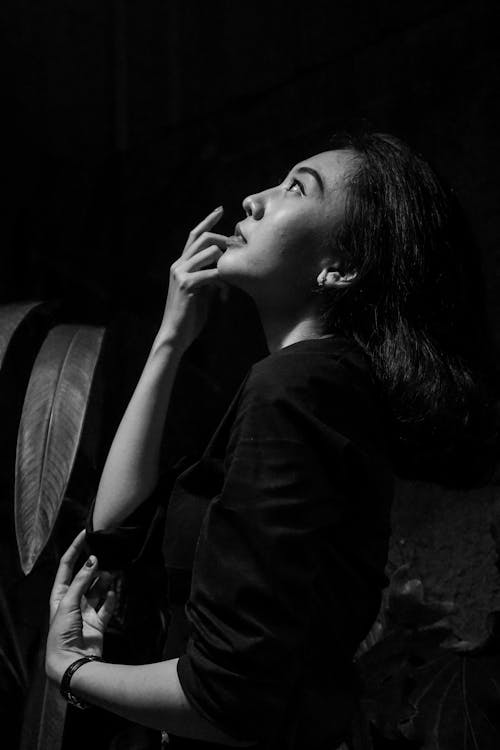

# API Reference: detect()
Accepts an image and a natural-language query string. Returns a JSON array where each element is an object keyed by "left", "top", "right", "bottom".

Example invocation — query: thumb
[{"left": 98, "top": 590, "right": 117, "bottom": 630}]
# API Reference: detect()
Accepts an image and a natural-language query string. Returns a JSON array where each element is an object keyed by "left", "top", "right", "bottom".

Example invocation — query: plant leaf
[
  {"left": 0, "top": 582, "right": 28, "bottom": 691},
  {"left": 385, "top": 564, "right": 457, "bottom": 633},
  {"left": 0, "top": 301, "right": 44, "bottom": 372},
  {"left": 400, "top": 647, "right": 500, "bottom": 749},
  {"left": 19, "top": 625, "right": 67, "bottom": 750},
  {"left": 357, "top": 582, "right": 500, "bottom": 748},
  {"left": 15, "top": 325, "right": 105, "bottom": 575}
]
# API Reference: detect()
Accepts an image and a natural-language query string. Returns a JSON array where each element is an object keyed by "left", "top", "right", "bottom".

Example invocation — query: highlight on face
[{"left": 217, "top": 149, "right": 357, "bottom": 309}]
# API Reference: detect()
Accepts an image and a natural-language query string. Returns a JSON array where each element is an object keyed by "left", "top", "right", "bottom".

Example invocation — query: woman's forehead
[{"left": 292, "top": 149, "right": 355, "bottom": 189}]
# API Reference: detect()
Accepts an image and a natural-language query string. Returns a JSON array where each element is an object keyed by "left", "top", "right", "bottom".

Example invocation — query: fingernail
[
  {"left": 86, "top": 556, "right": 96, "bottom": 567},
  {"left": 213, "top": 205, "right": 223, "bottom": 213}
]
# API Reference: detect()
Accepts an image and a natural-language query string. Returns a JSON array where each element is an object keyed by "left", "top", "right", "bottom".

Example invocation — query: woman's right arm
[{"left": 92, "top": 207, "right": 228, "bottom": 531}]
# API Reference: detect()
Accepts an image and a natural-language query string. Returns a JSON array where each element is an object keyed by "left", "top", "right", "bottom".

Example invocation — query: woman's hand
[
  {"left": 45, "top": 530, "right": 116, "bottom": 684},
  {"left": 158, "top": 206, "right": 229, "bottom": 351}
]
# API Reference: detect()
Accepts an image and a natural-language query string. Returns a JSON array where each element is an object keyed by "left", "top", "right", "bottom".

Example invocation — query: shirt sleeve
[
  {"left": 176, "top": 357, "right": 364, "bottom": 742},
  {"left": 84, "top": 456, "right": 191, "bottom": 570}
]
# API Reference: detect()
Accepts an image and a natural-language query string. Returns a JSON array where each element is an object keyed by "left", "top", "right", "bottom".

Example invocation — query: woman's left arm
[{"left": 45, "top": 531, "right": 253, "bottom": 746}]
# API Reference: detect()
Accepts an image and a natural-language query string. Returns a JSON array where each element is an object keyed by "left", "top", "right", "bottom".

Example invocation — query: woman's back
[{"left": 169, "top": 335, "right": 393, "bottom": 747}]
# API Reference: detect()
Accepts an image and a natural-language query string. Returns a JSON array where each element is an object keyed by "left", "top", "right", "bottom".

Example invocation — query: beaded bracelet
[{"left": 59, "top": 655, "right": 103, "bottom": 710}]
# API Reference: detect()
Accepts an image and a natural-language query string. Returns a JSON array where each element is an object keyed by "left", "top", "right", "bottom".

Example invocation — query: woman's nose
[{"left": 242, "top": 192, "right": 265, "bottom": 220}]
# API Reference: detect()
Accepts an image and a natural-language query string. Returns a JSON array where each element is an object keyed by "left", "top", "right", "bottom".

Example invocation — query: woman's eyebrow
[{"left": 295, "top": 166, "right": 325, "bottom": 194}]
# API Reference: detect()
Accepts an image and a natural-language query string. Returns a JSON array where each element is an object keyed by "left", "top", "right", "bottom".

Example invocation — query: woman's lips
[
  {"left": 226, "top": 235, "right": 246, "bottom": 247},
  {"left": 234, "top": 223, "right": 247, "bottom": 242}
]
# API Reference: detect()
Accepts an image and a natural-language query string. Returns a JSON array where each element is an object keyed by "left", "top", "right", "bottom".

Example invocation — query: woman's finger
[
  {"left": 182, "top": 207, "right": 223, "bottom": 254},
  {"left": 59, "top": 556, "right": 100, "bottom": 611},
  {"left": 175, "top": 268, "right": 221, "bottom": 293},
  {"left": 98, "top": 590, "right": 116, "bottom": 630},
  {"left": 182, "top": 231, "right": 230, "bottom": 261},
  {"left": 182, "top": 244, "right": 223, "bottom": 272},
  {"left": 50, "top": 530, "right": 87, "bottom": 595},
  {"left": 86, "top": 572, "right": 115, "bottom": 611}
]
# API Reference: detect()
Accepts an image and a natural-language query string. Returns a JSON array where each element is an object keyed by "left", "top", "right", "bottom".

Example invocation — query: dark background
[
  {"left": 1, "top": 0, "right": 499, "bottom": 416},
  {"left": 1, "top": 4, "right": 500, "bottom": 747}
]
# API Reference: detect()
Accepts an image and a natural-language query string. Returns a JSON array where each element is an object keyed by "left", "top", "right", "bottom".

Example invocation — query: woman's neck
[{"left": 258, "top": 305, "right": 325, "bottom": 353}]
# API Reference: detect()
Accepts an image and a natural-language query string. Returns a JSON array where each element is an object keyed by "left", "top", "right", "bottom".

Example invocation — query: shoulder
[
  {"left": 245, "top": 335, "right": 376, "bottom": 404},
  {"left": 236, "top": 336, "right": 389, "bottom": 449}
]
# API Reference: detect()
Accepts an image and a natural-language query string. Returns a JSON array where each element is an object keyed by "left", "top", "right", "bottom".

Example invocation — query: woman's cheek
[
  {"left": 216, "top": 249, "right": 243, "bottom": 280},
  {"left": 217, "top": 246, "right": 264, "bottom": 284}
]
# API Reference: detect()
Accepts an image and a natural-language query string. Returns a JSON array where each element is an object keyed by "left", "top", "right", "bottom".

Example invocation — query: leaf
[
  {"left": 0, "top": 581, "right": 28, "bottom": 692},
  {"left": 385, "top": 565, "right": 457, "bottom": 633},
  {"left": 15, "top": 324, "right": 106, "bottom": 575},
  {"left": 0, "top": 301, "right": 44, "bottom": 372},
  {"left": 357, "top": 570, "right": 500, "bottom": 749},
  {"left": 19, "top": 623, "right": 67, "bottom": 750},
  {"left": 355, "top": 565, "right": 456, "bottom": 662},
  {"left": 358, "top": 628, "right": 421, "bottom": 740},
  {"left": 400, "top": 648, "right": 500, "bottom": 749}
]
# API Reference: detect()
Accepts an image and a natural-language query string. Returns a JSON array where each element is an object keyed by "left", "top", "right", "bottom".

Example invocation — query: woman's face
[{"left": 217, "top": 149, "right": 354, "bottom": 310}]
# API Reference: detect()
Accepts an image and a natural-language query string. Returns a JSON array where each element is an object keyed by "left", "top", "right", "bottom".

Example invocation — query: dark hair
[{"left": 319, "top": 131, "right": 497, "bottom": 486}]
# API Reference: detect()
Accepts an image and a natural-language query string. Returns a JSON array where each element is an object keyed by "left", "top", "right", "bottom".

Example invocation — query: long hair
[{"left": 319, "top": 131, "right": 497, "bottom": 485}]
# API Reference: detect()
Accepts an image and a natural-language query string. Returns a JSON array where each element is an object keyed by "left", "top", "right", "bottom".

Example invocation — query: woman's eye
[{"left": 286, "top": 178, "right": 304, "bottom": 195}]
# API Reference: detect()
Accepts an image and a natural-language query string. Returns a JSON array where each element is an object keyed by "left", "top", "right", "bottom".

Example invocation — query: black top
[{"left": 85, "top": 336, "right": 393, "bottom": 749}]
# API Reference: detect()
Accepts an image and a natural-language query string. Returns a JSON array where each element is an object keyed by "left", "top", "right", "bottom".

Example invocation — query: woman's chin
[
  {"left": 217, "top": 261, "right": 256, "bottom": 297},
  {"left": 217, "top": 248, "right": 246, "bottom": 279}
]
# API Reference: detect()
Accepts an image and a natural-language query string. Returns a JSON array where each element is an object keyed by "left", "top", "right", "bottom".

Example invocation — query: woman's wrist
[
  {"left": 151, "top": 328, "right": 189, "bottom": 359},
  {"left": 59, "top": 655, "right": 104, "bottom": 709},
  {"left": 46, "top": 648, "right": 92, "bottom": 685}
]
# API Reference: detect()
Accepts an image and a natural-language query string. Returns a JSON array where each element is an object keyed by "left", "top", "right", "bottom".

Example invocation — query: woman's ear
[{"left": 317, "top": 267, "right": 357, "bottom": 289}]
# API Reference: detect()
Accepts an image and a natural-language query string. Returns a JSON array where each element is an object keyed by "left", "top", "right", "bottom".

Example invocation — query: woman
[{"left": 45, "top": 132, "right": 492, "bottom": 749}]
